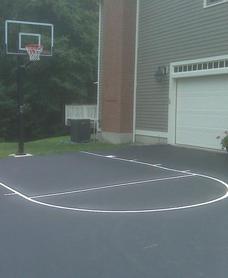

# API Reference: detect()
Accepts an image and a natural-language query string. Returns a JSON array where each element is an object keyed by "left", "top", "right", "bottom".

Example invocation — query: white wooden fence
[{"left": 65, "top": 105, "right": 97, "bottom": 125}]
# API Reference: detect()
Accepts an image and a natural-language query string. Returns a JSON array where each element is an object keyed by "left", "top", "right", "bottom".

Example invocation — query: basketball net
[{"left": 25, "top": 44, "right": 43, "bottom": 61}]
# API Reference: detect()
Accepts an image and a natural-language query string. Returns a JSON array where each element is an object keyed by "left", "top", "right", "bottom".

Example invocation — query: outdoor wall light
[{"left": 154, "top": 66, "right": 168, "bottom": 82}]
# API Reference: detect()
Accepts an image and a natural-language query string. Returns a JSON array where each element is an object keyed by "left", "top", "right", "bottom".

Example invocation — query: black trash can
[{"left": 69, "top": 119, "right": 91, "bottom": 143}]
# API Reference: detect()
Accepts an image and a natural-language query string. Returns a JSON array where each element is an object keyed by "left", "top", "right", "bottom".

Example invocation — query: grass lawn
[{"left": 0, "top": 136, "right": 125, "bottom": 158}]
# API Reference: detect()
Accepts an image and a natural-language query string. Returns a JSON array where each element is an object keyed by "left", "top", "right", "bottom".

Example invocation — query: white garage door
[{"left": 176, "top": 75, "right": 228, "bottom": 150}]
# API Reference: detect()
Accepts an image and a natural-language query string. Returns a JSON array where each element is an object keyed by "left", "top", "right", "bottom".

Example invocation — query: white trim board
[
  {"left": 136, "top": 130, "right": 168, "bottom": 138},
  {"left": 172, "top": 68, "right": 228, "bottom": 79},
  {"left": 171, "top": 55, "right": 228, "bottom": 66}
]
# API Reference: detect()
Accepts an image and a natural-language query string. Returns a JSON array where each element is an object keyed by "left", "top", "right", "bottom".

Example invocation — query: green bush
[{"left": 221, "top": 134, "right": 228, "bottom": 149}]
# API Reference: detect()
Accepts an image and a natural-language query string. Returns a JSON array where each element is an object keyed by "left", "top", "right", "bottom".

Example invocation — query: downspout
[
  {"left": 96, "top": 0, "right": 102, "bottom": 132},
  {"left": 133, "top": 0, "right": 139, "bottom": 143}
]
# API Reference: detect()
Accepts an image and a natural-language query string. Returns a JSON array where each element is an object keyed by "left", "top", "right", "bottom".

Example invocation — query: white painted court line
[
  {"left": 81, "top": 151, "right": 191, "bottom": 174},
  {"left": 0, "top": 172, "right": 228, "bottom": 213},
  {"left": 0, "top": 152, "right": 227, "bottom": 213},
  {"left": 29, "top": 174, "right": 196, "bottom": 200},
  {"left": 4, "top": 192, "right": 17, "bottom": 196}
]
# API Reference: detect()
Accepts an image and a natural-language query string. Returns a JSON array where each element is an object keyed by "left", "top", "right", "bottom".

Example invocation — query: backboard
[{"left": 5, "top": 20, "right": 54, "bottom": 57}]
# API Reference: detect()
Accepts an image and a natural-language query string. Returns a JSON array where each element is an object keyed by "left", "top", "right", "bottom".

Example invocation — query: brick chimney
[{"left": 99, "top": 0, "right": 137, "bottom": 143}]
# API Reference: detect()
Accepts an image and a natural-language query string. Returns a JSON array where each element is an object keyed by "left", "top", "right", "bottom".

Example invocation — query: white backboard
[{"left": 5, "top": 20, "right": 54, "bottom": 56}]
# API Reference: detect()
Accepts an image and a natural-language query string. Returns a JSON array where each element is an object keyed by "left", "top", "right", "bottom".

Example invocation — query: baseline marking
[
  {"left": 29, "top": 174, "right": 196, "bottom": 200},
  {"left": 82, "top": 152, "right": 192, "bottom": 174}
]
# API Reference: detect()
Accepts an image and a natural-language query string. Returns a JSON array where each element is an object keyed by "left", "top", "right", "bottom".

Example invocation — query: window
[
  {"left": 173, "top": 58, "right": 228, "bottom": 74},
  {"left": 204, "top": 0, "right": 228, "bottom": 7}
]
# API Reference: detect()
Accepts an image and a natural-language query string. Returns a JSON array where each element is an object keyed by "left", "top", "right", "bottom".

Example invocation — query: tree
[{"left": 0, "top": 0, "right": 99, "bottom": 141}]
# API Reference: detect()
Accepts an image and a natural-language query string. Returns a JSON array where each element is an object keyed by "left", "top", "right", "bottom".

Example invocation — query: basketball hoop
[{"left": 25, "top": 44, "right": 43, "bottom": 61}]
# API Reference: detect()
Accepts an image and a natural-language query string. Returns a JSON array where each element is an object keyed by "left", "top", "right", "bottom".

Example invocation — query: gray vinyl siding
[{"left": 136, "top": 0, "right": 228, "bottom": 132}]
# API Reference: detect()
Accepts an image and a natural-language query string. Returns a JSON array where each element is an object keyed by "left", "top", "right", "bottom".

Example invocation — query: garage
[{"left": 175, "top": 75, "right": 228, "bottom": 150}]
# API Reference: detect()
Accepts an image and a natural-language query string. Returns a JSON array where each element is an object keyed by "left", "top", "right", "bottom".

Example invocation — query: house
[{"left": 97, "top": 0, "right": 228, "bottom": 150}]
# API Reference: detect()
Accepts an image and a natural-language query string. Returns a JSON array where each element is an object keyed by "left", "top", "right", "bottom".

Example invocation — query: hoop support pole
[{"left": 16, "top": 56, "right": 25, "bottom": 155}]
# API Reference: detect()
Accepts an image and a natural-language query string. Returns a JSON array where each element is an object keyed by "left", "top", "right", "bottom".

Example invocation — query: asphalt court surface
[
  {"left": 35, "top": 176, "right": 225, "bottom": 210},
  {"left": 0, "top": 152, "right": 191, "bottom": 196},
  {"left": 0, "top": 145, "right": 228, "bottom": 277}
]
